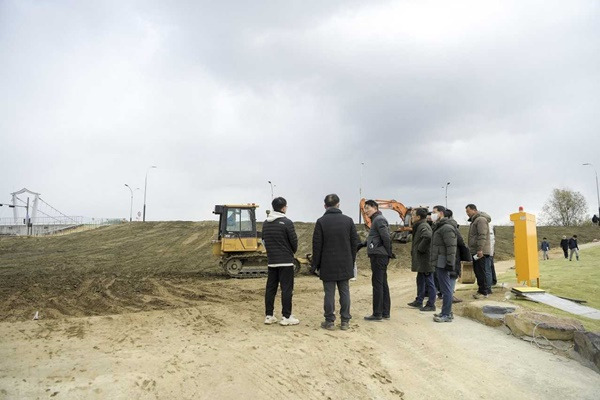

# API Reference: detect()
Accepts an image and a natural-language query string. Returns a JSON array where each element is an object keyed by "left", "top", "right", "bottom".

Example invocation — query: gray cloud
[{"left": 1, "top": 0, "right": 599, "bottom": 226}]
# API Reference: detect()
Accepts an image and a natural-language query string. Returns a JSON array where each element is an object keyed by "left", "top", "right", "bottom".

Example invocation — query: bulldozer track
[{"left": 221, "top": 255, "right": 302, "bottom": 279}]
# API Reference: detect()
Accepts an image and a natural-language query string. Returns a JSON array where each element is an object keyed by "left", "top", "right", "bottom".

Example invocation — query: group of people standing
[{"left": 260, "top": 195, "right": 494, "bottom": 330}]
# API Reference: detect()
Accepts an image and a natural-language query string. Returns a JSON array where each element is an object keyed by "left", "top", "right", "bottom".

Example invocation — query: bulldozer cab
[{"left": 213, "top": 204, "right": 262, "bottom": 254}]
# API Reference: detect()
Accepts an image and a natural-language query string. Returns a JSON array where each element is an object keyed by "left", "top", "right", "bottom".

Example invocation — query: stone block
[
  {"left": 573, "top": 331, "right": 600, "bottom": 372},
  {"left": 461, "top": 301, "right": 519, "bottom": 327},
  {"left": 504, "top": 311, "right": 585, "bottom": 341}
]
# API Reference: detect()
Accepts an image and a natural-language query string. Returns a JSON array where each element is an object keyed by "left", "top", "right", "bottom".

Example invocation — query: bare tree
[{"left": 541, "top": 188, "right": 588, "bottom": 226}]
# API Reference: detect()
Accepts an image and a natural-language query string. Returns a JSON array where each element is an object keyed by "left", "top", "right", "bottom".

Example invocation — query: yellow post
[{"left": 509, "top": 207, "right": 540, "bottom": 287}]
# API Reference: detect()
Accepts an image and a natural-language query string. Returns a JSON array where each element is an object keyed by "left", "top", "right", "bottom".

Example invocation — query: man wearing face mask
[
  {"left": 429, "top": 205, "right": 457, "bottom": 322},
  {"left": 359, "top": 200, "right": 393, "bottom": 321}
]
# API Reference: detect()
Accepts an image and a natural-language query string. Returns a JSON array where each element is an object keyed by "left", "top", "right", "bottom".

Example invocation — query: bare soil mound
[{"left": 1, "top": 221, "right": 597, "bottom": 322}]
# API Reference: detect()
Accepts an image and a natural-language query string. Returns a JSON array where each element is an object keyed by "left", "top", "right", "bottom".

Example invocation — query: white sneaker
[
  {"left": 264, "top": 315, "right": 278, "bottom": 325},
  {"left": 279, "top": 315, "right": 300, "bottom": 326},
  {"left": 350, "top": 277, "right": 357, "bottom": 281}
]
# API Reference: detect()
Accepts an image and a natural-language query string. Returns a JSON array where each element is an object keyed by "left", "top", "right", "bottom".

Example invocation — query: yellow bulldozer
[{"left": 212, "top": 204, "right": 308, "bottom": 278}]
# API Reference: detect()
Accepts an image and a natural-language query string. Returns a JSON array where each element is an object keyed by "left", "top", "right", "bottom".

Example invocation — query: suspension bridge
[{"left": 0, "top": 188, "right": 119, "bottom": 236}]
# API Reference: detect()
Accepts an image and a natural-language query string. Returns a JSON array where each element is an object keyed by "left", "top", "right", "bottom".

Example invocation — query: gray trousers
[
  {"left": 569, "top": 248, "right": 579, "bottom": 261},
  {"left": 323, "top": 280, "right": 351, "bottom": 322}
]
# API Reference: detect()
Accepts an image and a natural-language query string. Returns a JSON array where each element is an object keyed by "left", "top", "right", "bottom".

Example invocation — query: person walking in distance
[
  {"left": 541, "top": 238, "right": 550, "bottom": 260},
  {"left": 407, "top": 208, "right": 435, "bottom": 312},
  {"left": 560, "top": 236, "right": 569, "bottom": 259},
  {"left": 359, "top": 200, "right": 393, "bottom": 321},
  {"left": 429, "top": 206, "right": 457, "bottom": 322},
  {"left": 262, "top": 197, "right": 300, "bottom": 326},
  {"left": 466, "top": 204, "right": 492, "bottom": 299},
  {"left": 568, "top": 235, "right": 579, "bottom": 261},
  {"left": 312, "top": 194, "right": 359, "bottom": 330}
]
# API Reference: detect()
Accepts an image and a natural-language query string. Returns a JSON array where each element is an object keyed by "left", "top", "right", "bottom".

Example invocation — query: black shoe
[
  {"left": 340, "top": 320, "right": 350, "bottom": 330},
  {"left": 364, "top": 315, "right": 383, "bottom": 321},
  {"left": 321, "top": 321, "right": 335, "bottom": 330},
  {"left": 407, "top": 301, "right": 422, "bottom": 308},
  {"left": 420, "top": 305, "right": 436, "bottom": 312},
  {"left": 382, "top": 315, "right": 390, "bottom": 320}
]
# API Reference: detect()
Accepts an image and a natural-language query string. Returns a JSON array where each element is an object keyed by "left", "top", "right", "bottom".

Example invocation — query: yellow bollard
[{"left": 509, "top": 206, "right": 540, "bottom": 287}]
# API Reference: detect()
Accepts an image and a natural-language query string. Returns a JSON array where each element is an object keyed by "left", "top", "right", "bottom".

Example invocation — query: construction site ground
[{"left": 1, "top": 222, "right": 599, "bottom": 399}]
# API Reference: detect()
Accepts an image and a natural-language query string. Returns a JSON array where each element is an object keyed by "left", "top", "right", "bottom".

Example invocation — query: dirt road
[{"left": 1, "top": 266, "right": 598, "bottom": 400}]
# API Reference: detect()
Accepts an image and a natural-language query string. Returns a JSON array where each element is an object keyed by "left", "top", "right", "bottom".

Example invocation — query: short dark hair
[
  {"left": 272, "top": 197, "right": 287, "bottom": 212},
  {"left": 324, "top": 194, "right": 340, "bottom": 208},
  {"left": 573, "top": 234, "right": 577, "bottom": 238},
  {"left": 543, "top": 237, "right": 547, "bottom": 240},
  {"left": 444, "top": 209, "right": 453, "bottom": 218},
  {"left": 364, "top": 200, "right": 378, "bottom": 209},
  {"left": 414, "top": 207, "right": 428, "bottom": 220},
  {"left": 466, "top": 204, "right": 477, "bottom": 211},
  {"left": 433, "top": 205, "right": 446, "bottom": 213}
]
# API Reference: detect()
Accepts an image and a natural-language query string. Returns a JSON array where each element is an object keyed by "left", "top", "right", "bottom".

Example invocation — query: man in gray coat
[
  {"left": 312, "top": 194, "right": 359, "bottom": 330},
  {"left": 359, "top": 200, "right": 393, "bottom": 321},
  {"left": 407, "top": 207, "right": 435, "bottom": 312},
  {"left": 429, "top": 205, "right": 457, "bottom": 322}
]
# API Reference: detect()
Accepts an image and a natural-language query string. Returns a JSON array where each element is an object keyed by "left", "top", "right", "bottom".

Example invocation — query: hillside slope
[{"left": 1, "top": 221, "right": 598, "bottom": 321}]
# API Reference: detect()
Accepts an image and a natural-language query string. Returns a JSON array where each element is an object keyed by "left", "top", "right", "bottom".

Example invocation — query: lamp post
[
  {"left": 124, "top": 184, "right": 140, "bottom": 222},
  {"left": 268, "top": 180, "right": 274, "bottom": 200},
  {"left": 359, "top": 162, "right": 365, "bottom": 224},
  {"left": 444, "top": 181, "right": 451, "bottom": 209},
  {"left": 143, "top": 165, "right": 157, "bottom": 222},
  {"left": 583, "top": 163, "right": 600, "bottom": 225}
]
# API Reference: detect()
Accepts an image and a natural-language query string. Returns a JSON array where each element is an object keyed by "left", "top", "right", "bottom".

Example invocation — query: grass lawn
[{"left": 498, "top": 245, "right": 600, "bottom": 331}]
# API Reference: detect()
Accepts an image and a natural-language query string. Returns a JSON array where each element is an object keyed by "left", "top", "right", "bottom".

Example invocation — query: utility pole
[
  {"left": 583, "top": 163, "right": 600, "bottom": 226},
  {"left": 444, "top": 182, "right": 451, "bottom": 209},
  {"left": 143, "top": 165, "right": 157, "bottom": 222},
  {"left": 359, "top": 162, "right": 365, "bottom": 224}
]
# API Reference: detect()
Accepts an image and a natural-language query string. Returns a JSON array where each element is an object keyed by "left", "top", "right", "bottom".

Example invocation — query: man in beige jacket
[{"left": 466, "top": 204, "right": 492, "bottom": 299}]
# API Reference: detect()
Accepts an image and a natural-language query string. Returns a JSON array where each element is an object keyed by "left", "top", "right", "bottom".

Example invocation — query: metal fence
[{"left": 0, "top": 216, "right": 123, "bottom": 236}]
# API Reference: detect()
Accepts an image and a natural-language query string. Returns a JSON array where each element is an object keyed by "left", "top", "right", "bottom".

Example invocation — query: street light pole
[
  {"left": 125, "top": 184, "right": 134, "bottom": 222},
  {"left": 268, "top": 180, "right": 274, "bottom": 200},
  {"left": 143, "top": 165, "right": 157, "bottom": 222},
  {"left": 444, "top": 182, "right": 451, "bottom": 209},
  {"left": 359, "top": 162, "right": 365, "bottom": 224},
  {"left": 583, "top": 163, "right": 600, "bottom": 225}
]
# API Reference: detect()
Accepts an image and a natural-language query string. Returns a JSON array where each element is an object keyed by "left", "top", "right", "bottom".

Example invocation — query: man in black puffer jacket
[
  {"left": 312, "top": 194, "right": 359, "bottom": 331},
  {"left": 262, "top": 197, "right": 299, "bottom": 326},
  {"left": 359, "top": 200, "right": 393, "bottom": 321}
]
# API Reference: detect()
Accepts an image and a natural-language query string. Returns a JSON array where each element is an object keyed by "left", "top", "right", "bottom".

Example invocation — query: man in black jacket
[
  {"left": 312, "top": 194, "right": 359, "bottom": 330},
  {"left": 262, "top": 197, "right": 299, "bottom": 326},
  {"left": 560, "top": 236, "right": 569, "bottom": 259},
  {"left": 568, "top": 235, "right": 579, "bottom": 261},
  {"left": 360, "top": 200, "right": 393, "bottom": 321}
]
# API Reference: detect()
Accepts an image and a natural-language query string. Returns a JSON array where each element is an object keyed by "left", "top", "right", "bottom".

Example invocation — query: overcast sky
[{"left": 1, "top": 0, "right": 599, "bottom": 226}]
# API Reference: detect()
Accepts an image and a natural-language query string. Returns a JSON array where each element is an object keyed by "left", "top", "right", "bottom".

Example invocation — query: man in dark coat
[
  {"left": 312, "top": 194, "right": 359, "bottom": 330},
  {"left": 429, "top": 205, "right": 457, "bottom": 323},
  {"left": 560, "top": 236, "right": 569, "bottom": 259},
  {"left": 568, "top": 235, "right": 579, "bottom": 261},
  {"left": 359, "top": 200, "right": 393, "bottom": 321},
  {"left": 263, "top": 197, "right": 299, "bottom": 326},
  {"left": 407, "top": 207, "right": 435, "bottom": 312},
  {"left": 466, "top": 204, "right": 492, "bottom": 298}
]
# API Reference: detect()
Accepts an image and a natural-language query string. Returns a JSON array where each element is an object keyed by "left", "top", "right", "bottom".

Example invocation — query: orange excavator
[{"left": 359, "top": 198, "right": 414, "bottom": 243}]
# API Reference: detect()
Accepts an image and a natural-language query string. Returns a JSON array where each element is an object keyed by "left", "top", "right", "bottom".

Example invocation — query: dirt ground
[{"left": 1, "top": 261, "right": 599, "bottom": 400}]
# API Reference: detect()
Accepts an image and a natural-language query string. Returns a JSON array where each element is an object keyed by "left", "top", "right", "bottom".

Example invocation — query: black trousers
[
  {"left": 562, "top": 247, "right": 568, "bottom": 259},
  {"left": 473, "top": 256, "right": 493, "bottom": 295},
  {"left": 265, "top": 266, "right": 294, "bottom": 318},
  {"left": 370, "top": 255, "right": 390, "bottom": 317},
  {"left": 323, "top": 280, "right": 351, "bottom": 322}
]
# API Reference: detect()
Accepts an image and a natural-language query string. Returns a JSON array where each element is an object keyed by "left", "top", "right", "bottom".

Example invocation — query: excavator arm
[{"left": 359, "top": 198, "right": 414, "bottom": 243}]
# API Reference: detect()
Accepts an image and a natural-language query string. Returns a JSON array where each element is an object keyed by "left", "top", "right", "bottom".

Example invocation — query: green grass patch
[{"left": 498, "top": 245, "right": 600, "bottom": 331}]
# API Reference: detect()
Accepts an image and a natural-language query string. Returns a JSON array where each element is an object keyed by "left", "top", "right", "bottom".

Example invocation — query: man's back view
[{"left": 262, "top": 197, "right": 299, "bottom": 326}]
